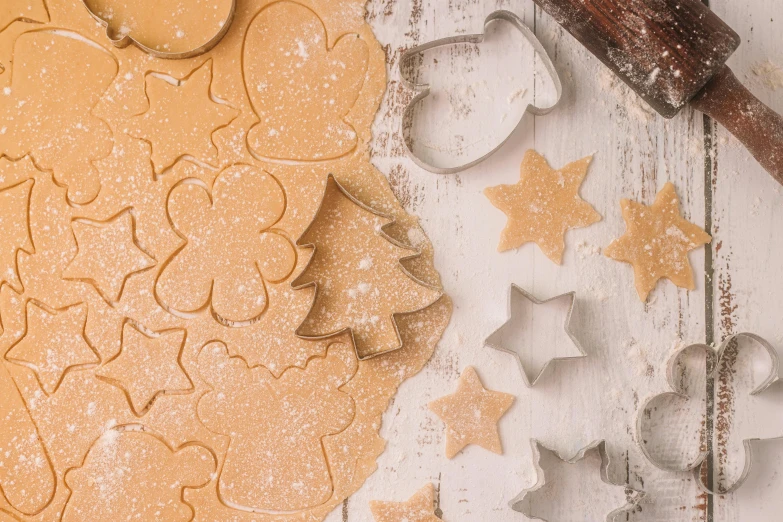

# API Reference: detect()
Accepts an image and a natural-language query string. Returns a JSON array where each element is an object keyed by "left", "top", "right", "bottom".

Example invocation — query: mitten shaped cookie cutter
[
  {"left": 398, "top": 10, "right": 563, "bottom": 174},
  {"left": 511, "top": 439, "right": 645, "bottom": 520},
  {"left": 484, "top": 285, "right": 586, "bottom": 387},
  {"left": 636, "top": 332, "right": 782, "bottom": 495},
  {"left": 80, "top": 0, "right": 236, "bottom": 59}
]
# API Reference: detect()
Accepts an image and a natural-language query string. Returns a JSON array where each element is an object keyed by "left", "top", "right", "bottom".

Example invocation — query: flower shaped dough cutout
[
  {"left": 155, "top": 165, "right": 296, "bottom": 325},
  {"left": 80, "top": 0, "right": 235, "bottom": 58},
  {"left": 637, "top": 333, "right": 782, "bottom": 494},
  {"left": 399, "top": 10, "right": 562, "bottom": 173}
]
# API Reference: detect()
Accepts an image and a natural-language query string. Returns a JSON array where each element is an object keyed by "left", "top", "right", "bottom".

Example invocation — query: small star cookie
[
  {"left": 369, "top": 483, "right": 442, "bottom": 522},
  {"left": 604, "top": 182, "right": 711, "bottom": 302},
  {"left": 428, "top": 366, "right": 515, "bottom": 459},
  {"left": 484, "top": 150, "right": 601, "bottom": 264}
]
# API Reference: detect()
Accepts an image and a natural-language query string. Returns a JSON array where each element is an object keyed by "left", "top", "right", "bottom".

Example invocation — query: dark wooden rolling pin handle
[{"left": 691, "top": 66, "right": 783, "bottom": 185}]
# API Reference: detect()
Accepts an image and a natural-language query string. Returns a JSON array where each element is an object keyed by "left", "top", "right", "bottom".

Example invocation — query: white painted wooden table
[{"left": 331, "top": 1, "right": 783, "bottom": 520}]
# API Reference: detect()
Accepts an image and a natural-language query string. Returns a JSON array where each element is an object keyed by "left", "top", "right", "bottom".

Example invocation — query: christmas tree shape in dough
[
  {"left": 62, "top": 427, "right": 215, "bottom": 521},
  {"left": 429, "top": 366, "right": 515, "bottom": 459},
  {"left": 293, "top": 174, "right": 442, "bottom": 359},
  {"left": 0, "top": 31, "right": 117, "bottom": 204},
  {"left": 6, "top": 300, "right": 100, "bottom": 395},
  {"left": 155, "top": 164, "right": 296, "bottom": 324},
  {"left": 604, "top": 182, "right": 711, "bottom": 302},
  {"left": 128, "top": 60, "right": 238, "bottom": 173},
  {"left": 244, "top": 1, "right": 368, "bottom": 161},
  {"left": 197, "top": 341, "right": 357, "bottom": 512},
  {"left": 82, "top": 0, "right": 234, "bottom": 57},
  {"left": 0, "top": 362, "right": 55, "bottom": 515},
  {"left": 96, "top": 321, "right": 192, "bottom": 416},
  {"left": 369, "top": 483, "right": 442, "bottom": 522},
  {"left": 484, "top": 150, "right": 601, "bottom": 264},
  {"left": 63, "top": 210, "right": 156, "bottom": 305}
]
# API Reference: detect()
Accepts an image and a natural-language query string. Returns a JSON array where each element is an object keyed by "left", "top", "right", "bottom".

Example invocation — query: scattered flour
[{"left": 751, "top": 60, "right": 783, "bottom": 91}]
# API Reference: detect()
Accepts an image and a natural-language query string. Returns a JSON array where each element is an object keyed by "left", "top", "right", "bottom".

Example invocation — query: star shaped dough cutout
[
  {"left": 604, "top": 182, "right": 711, "bottom": 302},
  {"left": 428, "top": 366, "right": 515, "bottom": 459},
  {"left": 63, "top": 209, "right": 156, "bottom": 305},
  {"left": 6, "top": 301, "right": 100, "bottom": 394},
  {"left": 484, "top": 149, "right": 601, "bottom": 264},
  {"left": 96, "top": 322, "right": 192, "bottom": 416},
  {"left": 128, "top": 60, "right": 238, "bottom": 173},
  {"left": 369, "top": 483, "right": 442, "bottom": 522}
]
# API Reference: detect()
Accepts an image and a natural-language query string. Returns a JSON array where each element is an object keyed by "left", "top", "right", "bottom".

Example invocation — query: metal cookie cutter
[
  {"left": 636, "top": 332, "right": 781, "bottom": 495},
  {"left": 80, "top": 0, "right": 236, "bottom": 59},
  {"left": 511, "top": 439, "right": 645, "bottom": 520},
  {"left": 291, "top": 173, "right": 443, "bottom": 361},
  {"left": 398, "top": 10, "right": 563, "bottom": 174},
  {"left": 485, "top": 285, "right": 586, "bottom": 387}
]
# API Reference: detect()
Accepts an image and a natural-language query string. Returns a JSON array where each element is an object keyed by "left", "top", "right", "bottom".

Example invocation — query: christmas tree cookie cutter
[
  {"left": 79, "top": 0, "right": 236, "bottom": 59},
  {"left": 398, "top": 10, "right": 563, "bottom": 174},
  {"left": 511, "top": 439, "right": 645, "bottom": 520},
  {"left": 291, "top": 173, "right": 442, "bottom": 361}
]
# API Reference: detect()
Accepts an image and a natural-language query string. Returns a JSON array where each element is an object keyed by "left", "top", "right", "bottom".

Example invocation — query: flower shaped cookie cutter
[
  {"left": 636, "top": 332, "right": 782, "bottom": 495},
  {"left": 398, "top": 10, "right": 563, "bottom": 174}
]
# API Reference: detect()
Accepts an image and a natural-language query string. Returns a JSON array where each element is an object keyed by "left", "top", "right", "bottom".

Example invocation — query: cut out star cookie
[
  {"left": 484, "top": 150, "right": 601, "bottom": 264},
  {"left": 0, "top": 178, "right": 34, "bottom": 293},
  {"left": 96, "top": 321, "right": 192, "bottom": 416},
  {"left": 63, "top": 209, "right": 156, "bottom": 305},
  {"left": 428, "top": 366, "right": 514, "bottom": 459},
  {"left": 128, "top": 60, "right": 238, "bottom": 173},
  {"left": 369, "top": 483, "right": 442, "bottom": 522},
  {"left": 604, "top": 182, "right": 711, "bottom": 302},
  {"left": 6, "top": 300, "right": 100, "bottom": 394}
]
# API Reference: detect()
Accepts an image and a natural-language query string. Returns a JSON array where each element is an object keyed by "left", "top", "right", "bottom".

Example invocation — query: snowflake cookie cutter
[
  {"left": 511, "top": 439, "right": 645, "bottom": 521},
  {"left": 291, "top": 173, "right": 443, "bottom": 361},
  {"left": 398, "top": 10, "right": 563, "bottom": 174},
  {"left": 484, "top": 285, "right": 586, "bottom": 387},
  {"left": 79, "top": 0, "right": 236, "bottom": 59},
  {"left": 635, "top": 332, "right": 781, "bottom": 495}
]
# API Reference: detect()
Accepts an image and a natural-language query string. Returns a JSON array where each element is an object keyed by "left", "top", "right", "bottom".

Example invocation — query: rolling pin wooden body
[{"left": 533, "top": 0, "right": 783, "bottom": 184}]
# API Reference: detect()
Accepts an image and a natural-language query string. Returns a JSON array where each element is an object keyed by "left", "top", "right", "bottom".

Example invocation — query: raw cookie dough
[
  {"left": 428, "top": 366, "right": 515, "bottom": 459},
  {"left": 0, "top": 0, "right": 451, "bottom": 519},
  {"left": 604, "top": 182, "right": 711, "bottom": 302},
  {"left": 369, "top": 483, "right": 442, "bottom": 522},
  {"left": 484, "top": 149, "right": 601, "bottom": 264}
]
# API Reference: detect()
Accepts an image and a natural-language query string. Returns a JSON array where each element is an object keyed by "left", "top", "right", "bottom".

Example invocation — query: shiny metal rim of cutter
[
  {"left": 79, "top": 0, "right": 237, "bottom": 59},
  {"left": 484, "top": 285, "right": 586, "bottom": 387},
  {"left": 290, "top": 173, "right": 444, "bottom": 362},
  {"left": 510, "top": 439, "right": 645, "bottom": 520},
  {"left": 398, "top": 10, "right": 563, "bottom": 174},
  {"left": 635, "top": 331, "right": 781, "bottom": 495}
]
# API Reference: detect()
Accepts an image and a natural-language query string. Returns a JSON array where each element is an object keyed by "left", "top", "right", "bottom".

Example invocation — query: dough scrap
[
  {"left": 484, "top": 149, "right": 601, "bottom": 264},
  {"left": 428, "top": 366, "right": 515, "bottom": 459},
  {"left": 81, "top": 0, "right": 234, "bottom": 57},
  {"left": 0, "top": 0, "right": 451, "bottom": 518},
  {"left": 604, "top": 182, "right": 711, "bottom": 302},
  {"left": 369, "top": 483, "right": 442, "bottom": 522}
]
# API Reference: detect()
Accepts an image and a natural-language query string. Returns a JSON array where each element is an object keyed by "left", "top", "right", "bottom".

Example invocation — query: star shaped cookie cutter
[
  {"left": 398, "top": 10, "right": 563, "bottom": 174},
  {"left": 635, "top": 332, "right": 782, "bottom": 495},
  {"left": 484, "top": 285, "right": 586, "bottom": 387},
  {"left": 511, "top": 439, "right": 645, "bottom": 520}
]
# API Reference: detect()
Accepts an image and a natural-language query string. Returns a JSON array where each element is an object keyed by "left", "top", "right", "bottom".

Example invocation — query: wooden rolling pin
[{"left": 533, "top": 0, "right": 783, "bottom": 184}]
